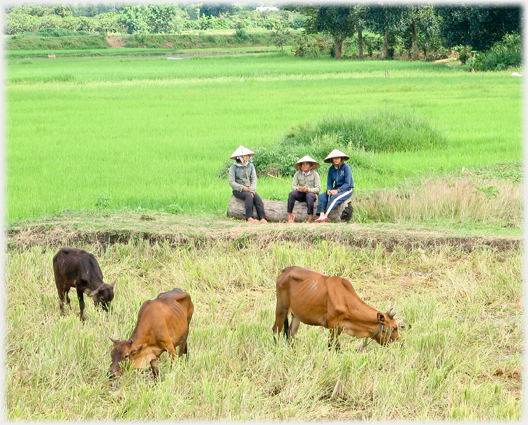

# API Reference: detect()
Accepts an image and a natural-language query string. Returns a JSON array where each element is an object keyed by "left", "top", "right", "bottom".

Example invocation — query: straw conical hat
[
  {"left": 294, "top": 155, "right": 320, "bottom": 170},
  {"left": 324, "top": 149, "right": 350, "bottom": 163},
  {"left": 230, "top": 145, "right": 255, "bottom": 159}
]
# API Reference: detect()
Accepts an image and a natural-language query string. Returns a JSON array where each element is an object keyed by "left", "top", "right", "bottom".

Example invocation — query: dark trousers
[
  {"left": 287, "top": 191, "right": 317, "bottom": 215},
  {"left": 233, "top": 190, "right": 266, "bottom": 220}
]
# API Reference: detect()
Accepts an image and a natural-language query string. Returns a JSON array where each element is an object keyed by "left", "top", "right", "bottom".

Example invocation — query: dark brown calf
[
  {"left": 53, "top": 247, "right": 115, "bottom": 321},
  {"left": 272, "top": 266, "right": 399, "bottom": 348},
  {"left": 108, "top": 288, "right": 194, "bottom": 380}
]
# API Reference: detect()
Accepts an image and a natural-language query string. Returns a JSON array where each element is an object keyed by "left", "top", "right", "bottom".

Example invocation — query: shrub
[
  {"left": 218, "top": 110, "right": 446, "bottom": 179},
  {"left": 283, "top": 110, "right": 447, "bottom": 153},
  {"left": 473, "top": 33, "right": 522, "bottom": 72},
  {"left": 291, "top": 33, "right": 330, "bottom": 57},
  {"left": 234, "top": 29, "right": 248, "bottom": 43},
  {"left": 35, "top": 27, "right": 77, "bottom": 37}
]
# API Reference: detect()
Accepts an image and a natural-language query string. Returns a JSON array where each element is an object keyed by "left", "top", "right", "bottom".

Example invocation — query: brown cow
[
  {"left": 272, "top": 266, "right": 399, "bottom": 348},
  {"left": 108, "top": 288, "right": 194, "bottom": 380},
  {"left": 53, "top": 247, "right": 116, "bottom": 321}
]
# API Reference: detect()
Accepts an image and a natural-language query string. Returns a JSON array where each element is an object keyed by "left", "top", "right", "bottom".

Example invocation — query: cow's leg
[
  {"left": 57, "top": 288, "right": 66, "bottom": 316},
  {"left": 328, "top": 327, "right": 342, "bottom": 351},
  {"left": 290, "top": 314, "right": 301, "bottom": 338},
  {"left": 272, "top": 292, "right": 290, "bottom": 339},
  {"left": 150, "top": 358, "right": 160, "bottom": 379},
  {"left": 177, "top": 336, "right": 188, "bottom": 358},
  {"left": 76, "top": 288, "right": 86, "bottom": 321}
]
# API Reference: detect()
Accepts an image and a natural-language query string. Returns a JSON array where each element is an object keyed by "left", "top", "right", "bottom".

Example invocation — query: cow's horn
[
  {"left": 109, "top": 337, "right": 118, "bottom": 344},
  {"left": 110, "top": 280, "right": 116, "bottom": 287},
  {"left": 389, "top": 308, "right": 396, "bottom": 319},
  {"left": 91, "top": 285, "right": 103, "bottom": 296}
]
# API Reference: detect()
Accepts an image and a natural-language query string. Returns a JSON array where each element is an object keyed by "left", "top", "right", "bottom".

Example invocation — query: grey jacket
[
  {"left": 229, "top": 162, "right": 257, "bottom": 193},
  {"left": 291, "top": 170, "right": 320, "bottom": 194}
]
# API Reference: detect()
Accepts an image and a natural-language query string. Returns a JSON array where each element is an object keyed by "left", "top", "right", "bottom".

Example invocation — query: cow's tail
[{"left": 283, "top": 315, "right": 289, "bottom": 339}]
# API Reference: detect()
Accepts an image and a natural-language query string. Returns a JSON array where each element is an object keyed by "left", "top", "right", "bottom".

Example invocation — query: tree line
[
  {"left": 4, "top": 3, "right": 522, "bottom": 63},
  {"left": 4, "top": 3, "right": 305, "bottom": 35},
  {"left": 294, "top": 4, "right": 521, "bottom": 60}
]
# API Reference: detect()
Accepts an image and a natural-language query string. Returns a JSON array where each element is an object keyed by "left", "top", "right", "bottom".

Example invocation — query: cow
[
  {"left": 108, "top": 288, "right": 194, "bottom": 380},
  {"left": 53, "top": 247, "right": 116, "bottom": 321},
  {"left": 272, "top": 266, "right": 399, "bottom": 348}
]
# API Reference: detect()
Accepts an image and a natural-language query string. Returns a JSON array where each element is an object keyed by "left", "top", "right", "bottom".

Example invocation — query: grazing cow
[
  {"left": 272, "top": 266, "right": 399, "bottom": 348},
  {"left": 53, "top": 247, "right": 116, "bottom": 321},
  {"left": 108, "top": 288, "right": 194, "bottom": 380}
]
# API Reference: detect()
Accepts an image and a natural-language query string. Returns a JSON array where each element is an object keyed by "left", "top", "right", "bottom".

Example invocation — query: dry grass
[
  {"left": 5, "top": 238, "right": 522, "bottom": 421},
  {"left": 354, "top": 176, "right": 522, "bottom": 226}
]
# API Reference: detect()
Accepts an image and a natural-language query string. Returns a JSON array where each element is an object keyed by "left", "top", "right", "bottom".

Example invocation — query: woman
[
  {"left": 287, "top": 155, "right": 321, "bottom": 223},
  {"left": 228, "top": 145, "right": 268, "bottom": 223},
  {"left": 315, "top": 149, "right": 354, "bottom": 223}
]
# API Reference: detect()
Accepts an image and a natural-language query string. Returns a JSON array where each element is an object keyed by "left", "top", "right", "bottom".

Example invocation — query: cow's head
[
  {"left": 107, "top": 337, "right": 148, "bottom": 379},
  {"left": 91, "top": 281, "right": 116, "bottom": 311},
  {"left": 373, "top": 308, "right": 399, "bottom": 345}
]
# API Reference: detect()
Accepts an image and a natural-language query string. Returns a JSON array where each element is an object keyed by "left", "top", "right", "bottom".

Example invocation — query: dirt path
[{"left": 106, "top": 36, "right": 124, "bottom": 48}]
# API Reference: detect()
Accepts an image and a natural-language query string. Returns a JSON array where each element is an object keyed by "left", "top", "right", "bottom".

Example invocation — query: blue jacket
[{"left": 326, "top": 163, "right": 354, "bottom": 193}]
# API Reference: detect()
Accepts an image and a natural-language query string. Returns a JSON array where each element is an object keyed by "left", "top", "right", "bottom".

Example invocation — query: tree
[
  {"left": 437, "top": 5, "right": 522, "bottom": 62},
  {"left": 397, "top": 5, "right": 436, "bottom": 60},
  {"left": 145, "top": 5, "right": 181, "bottom": 34},
  {"left": 118, "top": 5, "right": 149, "bottom": 34},
  {"left": 301, "top": 5, "right": 355, "bottom": 59},
  {"left": 365, "top": 5, "right": 405, "bottom": 60},
  {"left": 351, "top": 5, "right": 368, "bottom": 59},
  {"left": 270, "top": 23, "right": 291, "bottom": 52}
]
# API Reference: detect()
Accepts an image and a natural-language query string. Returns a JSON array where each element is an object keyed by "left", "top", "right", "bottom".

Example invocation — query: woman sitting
[
  {"left": 315, "top": 149, "right": 354, "bottom": 223},
  {"left": 287, "top": 155, "right": 321, "bottom": 223},
  {"left": 228, "top": 145, "right": 268, "bottom": 223}
]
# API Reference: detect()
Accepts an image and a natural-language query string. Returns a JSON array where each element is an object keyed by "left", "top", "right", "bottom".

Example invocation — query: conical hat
[
  {"left": 230, "top": 145, "right": 255, "bottom": 159},
  {"left": 324, "top": 149, "right": 350, "bottom": 163},
  {"left": 294, "top": 155, "right": 320, "bottom": 170}
]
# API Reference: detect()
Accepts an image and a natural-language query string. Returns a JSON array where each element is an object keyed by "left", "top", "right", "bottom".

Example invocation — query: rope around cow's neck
[{"left": 363, "top": 321, "right": 390, "bottom": 347}]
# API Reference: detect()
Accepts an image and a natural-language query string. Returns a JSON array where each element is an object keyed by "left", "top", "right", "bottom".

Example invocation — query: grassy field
[
  {"left": 6, "top": 52, "right": 522, "bottom": 223},
  {"left": 4, "top": 48, "right": 524, "bottom": 421},
  {"left": 5, "top": 239, "right": 522, "bottom": 420}
]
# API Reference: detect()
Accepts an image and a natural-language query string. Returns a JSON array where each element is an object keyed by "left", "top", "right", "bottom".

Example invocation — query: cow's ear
[
  {"left": 377, "top": 312, "right": 385, "bottom": 323},
  {"left": 130, "top": 343, "right": 146, "bottom": 355}
]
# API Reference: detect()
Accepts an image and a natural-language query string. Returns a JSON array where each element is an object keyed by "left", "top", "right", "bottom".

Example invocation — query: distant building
[{"left": 256, "top": 7, "right": 279, "bottom": 12}]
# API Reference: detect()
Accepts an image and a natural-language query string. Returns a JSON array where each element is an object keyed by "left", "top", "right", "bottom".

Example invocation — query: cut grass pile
[{"left": 5, "top": 239, "right": 522, "bottom": 420}]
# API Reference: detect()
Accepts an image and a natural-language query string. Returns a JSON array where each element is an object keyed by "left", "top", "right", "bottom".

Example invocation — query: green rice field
[{"left": 6, "top": 52, "right": 522, "bottom": 222}]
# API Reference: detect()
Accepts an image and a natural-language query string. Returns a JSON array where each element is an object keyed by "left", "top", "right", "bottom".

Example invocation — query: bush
[
  {"left": 291, "top": 33, "right": 330, "bottom": 57},
  {"left": 234, "top": 29, "right": 248, "bottom": 43},
  {"left": 283, "top": 110, "right": 447, "bottom": 153},
  {"left": 473, "top": 33, "right": 522, "bottom": 71},
  {"left": 6, "top": 34, "right": 109, "bottom": 50},
  {"left": 218, "top": 109, "right": 446, "bottom": 179},
  {"left": 35, "top": 27, "right": 77, "bottom": 37}
]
